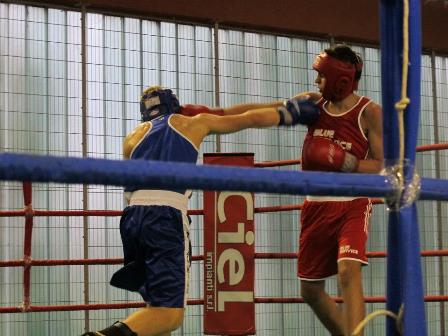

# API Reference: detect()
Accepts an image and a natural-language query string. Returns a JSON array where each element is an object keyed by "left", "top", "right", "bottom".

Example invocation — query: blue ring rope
[{"left": 0, "top": 153, "right": 447, "bottom": 201}]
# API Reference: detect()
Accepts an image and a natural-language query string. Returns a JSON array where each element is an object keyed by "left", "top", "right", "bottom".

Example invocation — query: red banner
[{"left": 203, "top": 153, "right": 255, "bottom": 335}]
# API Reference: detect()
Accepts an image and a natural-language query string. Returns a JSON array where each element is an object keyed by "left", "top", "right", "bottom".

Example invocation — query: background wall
[{"left": 6, "top": 0, "right": 448, "bottom": 54}]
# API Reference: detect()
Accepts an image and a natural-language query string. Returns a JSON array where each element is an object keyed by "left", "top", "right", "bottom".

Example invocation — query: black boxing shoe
[{"left": 81, "top": 321, "right": 137, "bottom": 336}]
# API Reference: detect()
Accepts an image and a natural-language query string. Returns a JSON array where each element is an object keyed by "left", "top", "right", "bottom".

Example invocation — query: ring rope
[
  {"left": 394, "top": 0, "right": 410, "bottom": 188},
  {"left": 352, "top": 305, "right": 404, "bottom": 336}
]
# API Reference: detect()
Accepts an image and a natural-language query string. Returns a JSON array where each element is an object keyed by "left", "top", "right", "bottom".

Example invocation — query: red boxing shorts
[{"left": 298, "top": 197, "right": 372, "bottom": 281}]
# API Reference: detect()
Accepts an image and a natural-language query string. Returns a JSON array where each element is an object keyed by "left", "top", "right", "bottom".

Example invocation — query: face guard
[{"left": 140, "top": 89, "right": 180, "bottom": 122}]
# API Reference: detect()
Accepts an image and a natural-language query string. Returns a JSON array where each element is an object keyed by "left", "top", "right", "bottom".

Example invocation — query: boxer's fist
[
  {"left": 180, "top": 104, "right": 224, "bottom": 117},
  {"left": 302, "top": 137, "right": 359, "bottom": 172},
  {"left": 278, "top": 96, "right": 320, "bottom": 126}
]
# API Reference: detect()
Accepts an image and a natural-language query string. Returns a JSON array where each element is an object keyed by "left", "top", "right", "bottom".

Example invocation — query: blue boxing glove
[{"left": 277, "top": 96, "right": 320, "bottom": 126}]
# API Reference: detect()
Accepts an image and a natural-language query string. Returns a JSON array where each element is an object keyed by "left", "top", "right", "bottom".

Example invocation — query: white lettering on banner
[
  {"left": 217, "top": 192, "right": 254, "bottom": 222},
  {"left": 216, "top": 191, "right": 254, "bottom": 312},
  {"left": 218, "top": 222, "right": 245, "bottom": 244},
  {"left": 218, "top": 291, "right": 254, "bottom": 311},
  {"left": 217, "top": 248, "right": 245, "bottom": 285},
  {"left": 205, "top": 252, "right": 214, "bottom": 310}
]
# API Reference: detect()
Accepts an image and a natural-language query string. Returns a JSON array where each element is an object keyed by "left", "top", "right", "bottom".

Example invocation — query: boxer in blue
[{"left": 81, "top": 85, "right": 318, "bottom": 336}]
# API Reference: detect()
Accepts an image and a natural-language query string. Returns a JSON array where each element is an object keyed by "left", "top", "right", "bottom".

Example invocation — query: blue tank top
[{"left": 125, "top": 114, "right": 199, "bottom": 194}]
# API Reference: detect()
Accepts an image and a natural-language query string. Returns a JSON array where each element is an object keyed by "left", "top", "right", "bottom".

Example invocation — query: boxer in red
[
  {"left": 293, "top": 45, "right": 383, "bottom": 336},
  {"left": 181, "top": 44, "right": 383, "bottom": 336}
]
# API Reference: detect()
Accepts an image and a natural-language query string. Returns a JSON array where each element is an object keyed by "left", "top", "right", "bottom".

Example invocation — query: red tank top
[{"left": 302, "top": 96, "right": 371, "bottom": 171}]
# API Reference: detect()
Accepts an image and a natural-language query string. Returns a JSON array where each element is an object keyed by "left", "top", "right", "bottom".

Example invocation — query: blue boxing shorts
[{"left": 110, "top": 191, "right": 191, "bottom": 308}]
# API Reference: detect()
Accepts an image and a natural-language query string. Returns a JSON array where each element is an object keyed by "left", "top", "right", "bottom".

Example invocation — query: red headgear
[{"left": 313, "top": 53, "right": 360, "bottom": 101}]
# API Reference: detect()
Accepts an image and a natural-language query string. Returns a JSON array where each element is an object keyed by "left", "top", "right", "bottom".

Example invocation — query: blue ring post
[{"left": 380, "top": 0, "right": 427, "bottom": 335}]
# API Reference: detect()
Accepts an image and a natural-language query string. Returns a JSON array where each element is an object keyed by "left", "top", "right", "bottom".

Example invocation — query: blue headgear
[{"left": 140, "top": 88, "right": 180, "bottom": 122}]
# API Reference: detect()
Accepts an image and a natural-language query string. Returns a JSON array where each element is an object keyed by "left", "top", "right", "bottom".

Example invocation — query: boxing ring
[
  {"left": 0, "top": 145, "right": 448, "bottom": 311},
  {"left": 1, "top": 0, "right": 448, "bottom": 335},
  {"left": 1, "top": 147, "right": 448, "bottom": 336}
]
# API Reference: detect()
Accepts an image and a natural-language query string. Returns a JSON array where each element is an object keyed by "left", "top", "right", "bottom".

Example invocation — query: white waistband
[
  {"left": 126, "top": 190, "right": 188, "bottom": 214},
  {"left": 306, "top": 196, "right": 364, "bottom": 202}
]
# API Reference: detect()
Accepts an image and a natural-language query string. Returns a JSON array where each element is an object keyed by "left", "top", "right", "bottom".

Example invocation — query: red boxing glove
[
  {"left": 180, "top": 104, "right": 224, "bottom": 117},
  {"left": 302, "top": 137, "right": 359, "bottom": 172}
]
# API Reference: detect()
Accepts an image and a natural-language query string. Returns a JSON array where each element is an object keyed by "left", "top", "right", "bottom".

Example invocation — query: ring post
[{"left": 380, "top": 0, "right": 426, "bottom": 335}]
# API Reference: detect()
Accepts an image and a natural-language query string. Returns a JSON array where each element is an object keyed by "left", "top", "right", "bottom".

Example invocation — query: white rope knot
[{"left": 394, "top": 97, "right": 410, "bottom": 112}]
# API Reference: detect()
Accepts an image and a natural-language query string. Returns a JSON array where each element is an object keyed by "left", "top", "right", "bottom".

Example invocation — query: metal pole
[
  {"left": 213, "top": 22, "right": 221, "bottom": 152},
  {"left": 430, "top": 50, "right": 445, "bottom": 336},
  {"left": 80, "top": 4, "right": 90, "bottom": 332}
]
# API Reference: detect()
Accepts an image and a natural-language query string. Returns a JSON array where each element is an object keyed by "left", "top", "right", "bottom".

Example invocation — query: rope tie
[
  {"left": 396, "top": 0, "right": 410, "bottom": 188},
  {"left": 395, "top": 97, "right": 410, "bottom": 112},
  {"left": 352, "top": 305, "right": 404, "bottom": 335}
]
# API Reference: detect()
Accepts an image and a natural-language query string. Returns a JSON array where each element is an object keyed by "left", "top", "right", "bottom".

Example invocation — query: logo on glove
[{"left": 327, "top": 143, "right": 336, "bottom": 164}]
